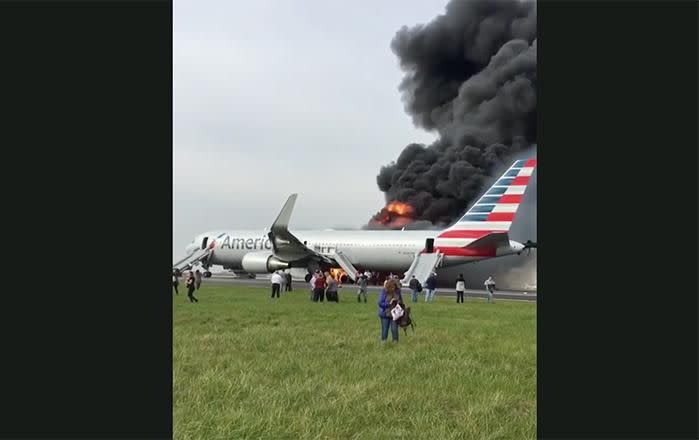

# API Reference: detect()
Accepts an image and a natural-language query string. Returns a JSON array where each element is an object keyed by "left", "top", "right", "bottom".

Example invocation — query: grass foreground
[{"left": 173, "top": 284, "right": 536, "bottom": 440}]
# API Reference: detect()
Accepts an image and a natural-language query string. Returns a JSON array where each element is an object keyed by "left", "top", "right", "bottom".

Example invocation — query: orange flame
[
  {"left": 369, "top": 200, "right": 416, "bottom": 229},
  {"left": 329, "top": 268, "right": 349, "bottom": 283},
  {"left": 385, "top": 201, "right": 415, "bottom": 217}
]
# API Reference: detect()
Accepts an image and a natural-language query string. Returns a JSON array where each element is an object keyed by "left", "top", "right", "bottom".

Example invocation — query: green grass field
[{"left": 173, "top": 284, "right": 536, "bottom": 440}]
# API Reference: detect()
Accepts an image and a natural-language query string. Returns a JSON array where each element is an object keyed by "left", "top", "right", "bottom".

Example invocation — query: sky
[{"left": 173, "top": 0, "right": 451, "bottom": 259}]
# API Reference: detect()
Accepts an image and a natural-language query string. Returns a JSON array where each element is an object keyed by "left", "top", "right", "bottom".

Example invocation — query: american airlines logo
[{"left": 218, "top": 235, "right": 273, "bottom": 250}]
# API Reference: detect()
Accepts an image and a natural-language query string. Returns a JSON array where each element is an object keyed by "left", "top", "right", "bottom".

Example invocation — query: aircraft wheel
[{"left": 204, "top": 271, "right": 212, "bottom": 278}]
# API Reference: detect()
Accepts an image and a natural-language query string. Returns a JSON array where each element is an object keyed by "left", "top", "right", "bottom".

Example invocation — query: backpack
[
  {"left": 416, "top": 281, "right": 423, "bottom": 292},
  {"left": 397, "top": 306, "right": 415, "bottom": 335}
]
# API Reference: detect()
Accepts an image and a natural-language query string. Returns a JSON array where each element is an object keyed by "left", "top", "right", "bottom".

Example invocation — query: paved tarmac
[{"left": 203, "top": 274, "right": 536, "bottom": 302}]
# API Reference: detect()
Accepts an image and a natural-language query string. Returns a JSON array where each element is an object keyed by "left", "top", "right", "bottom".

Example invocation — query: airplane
[{"left": 173, "top": 158, "right": 537, "bottom": 286}]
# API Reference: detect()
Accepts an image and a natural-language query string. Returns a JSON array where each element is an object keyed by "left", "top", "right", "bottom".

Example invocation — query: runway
[{"left": 203, "top": 274, "right": 537, "bottom": 302}]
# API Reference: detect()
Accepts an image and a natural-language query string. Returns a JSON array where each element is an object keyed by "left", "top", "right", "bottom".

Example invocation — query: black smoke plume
[{"left": 370, "top": 0, "right": 537, "bottom": 228}]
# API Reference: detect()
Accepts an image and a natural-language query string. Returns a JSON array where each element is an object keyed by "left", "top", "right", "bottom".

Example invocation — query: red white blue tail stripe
[{"left": 435, "top": 158, "right": 536, "bottom": 249}]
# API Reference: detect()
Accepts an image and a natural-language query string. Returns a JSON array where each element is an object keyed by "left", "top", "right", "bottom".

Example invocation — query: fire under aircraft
[{"left": 173, "top": 159, "right": 537, "bottom": 286}]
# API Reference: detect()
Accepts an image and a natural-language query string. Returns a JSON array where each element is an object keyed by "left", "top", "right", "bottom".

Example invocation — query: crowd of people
[
  {"left": 402, "top": 272, "right": 498, "bottom": 304},
  {"left": 308, "top": 270, "right": 341, "bottom": 302},
  {"left": 173, "top": 267, "right": 498, "bottom": 307},
  {"left": 173, "top": 266, "right": 499, "bottom": 342}
]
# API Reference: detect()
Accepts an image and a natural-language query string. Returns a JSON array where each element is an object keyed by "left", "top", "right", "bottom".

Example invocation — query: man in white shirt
[
  {"left": 455, "top": 274, "right": 466, "bottom": 303},
  {"left": 279, "top": 270, "right": 287, "bottom": 293},
  {"left": 484, "top": 276, "right": 496, "bottom": 303},
  {"left": 271, "top": 271, "right": 283, "bottom": 299},
  {"left": 309, "top": 271, "right": 317, "bottom": 301}
]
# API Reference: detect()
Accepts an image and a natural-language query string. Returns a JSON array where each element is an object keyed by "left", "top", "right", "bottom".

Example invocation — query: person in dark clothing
[
  {"left": 408, "top": 275, "right": 420, "bottom": 303},
  {"left": 313, "top": 272, "right": 327, "bottom": 302},
  {"left": 172, "top": 272, "right": 179, "bottom": 295},
  {"left": 455, "top": 274, "right": 466, "bottom": 303},
  {"left": 186, "top": 272, "right": 198, "bottom": 303},
  {"left": 424, "top": 272, "right": 438, "bottom": 303},
  {"left": 284, "top": 271, "right": 292, "bottom": 291}
]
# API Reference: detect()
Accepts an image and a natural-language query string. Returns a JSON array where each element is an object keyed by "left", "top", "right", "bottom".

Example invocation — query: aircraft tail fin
[{"left": 437, "top": 158, "right": 536, "bottom": 242}]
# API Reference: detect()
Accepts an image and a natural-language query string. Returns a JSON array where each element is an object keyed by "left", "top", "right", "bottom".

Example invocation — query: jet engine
[{"left": 241, "top": 251, "right": 290, "bottom": 273}]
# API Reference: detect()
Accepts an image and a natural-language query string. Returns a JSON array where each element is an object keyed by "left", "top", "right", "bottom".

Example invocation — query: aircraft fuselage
[{"left": 191, "top": 229, "right": 522, "bottom": 273}]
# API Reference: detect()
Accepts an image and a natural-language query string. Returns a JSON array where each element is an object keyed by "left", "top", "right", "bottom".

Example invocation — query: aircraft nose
[{"left": 185, "top": 242, "right": 198, "bottom": 255}]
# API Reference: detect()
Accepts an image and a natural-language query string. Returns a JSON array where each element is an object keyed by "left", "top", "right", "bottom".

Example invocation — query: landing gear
[{"left": 199, "top": 258, "right": 212, "bottom": 278}]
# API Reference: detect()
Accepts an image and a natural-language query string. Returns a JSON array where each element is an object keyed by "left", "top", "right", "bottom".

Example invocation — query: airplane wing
[{"left": 267, "top": 194, "right": 332, "bottom": 263}]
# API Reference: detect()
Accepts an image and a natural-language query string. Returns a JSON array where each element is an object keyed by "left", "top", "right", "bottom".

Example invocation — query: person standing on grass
[
  {"left": 278, "top": 270, "right": 286, "bottom": 293},
  {"left": 194, "top": 269, "right": 202, "bottom": 290},
  {"left": 270, "top": 271, "right": 282, "bottom": 299},
  {"left": 378, "top": 279, "right": 403, "bottom": 343},
  {"left": 313, "top": 271, "right": 327, "bottom": 302},
  {"left": 285, "top": 271, "right": 292, "bottom": 291},
  {"left": 309, "top": 271, "right": 317, "bottom": 301},
  {"left": 356, "top": 272, "right": 368, "bottom": 303},
  {"left": 186, "top": 272, "right": 198, "bottom": 303},
  {"left": 172, "top": 271, "right": 179, "bottom": 295},
  {"left": 323, "top": 271, "right": 334, "bottom": 301},
  {"left": 484, "top": 276, "right": 496, "bottom": 303},
  {"left": 455, "top": 274, "right": 466, "bottom": 303},
  {"left": 424, "top": 272, "right": 438, "bottom": 303},
  {"left": 326, "top": 273, "right": 339, "bottom": 302},
  {"left": 408, "top": 275, "right": 420, "bottom": 303}
]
